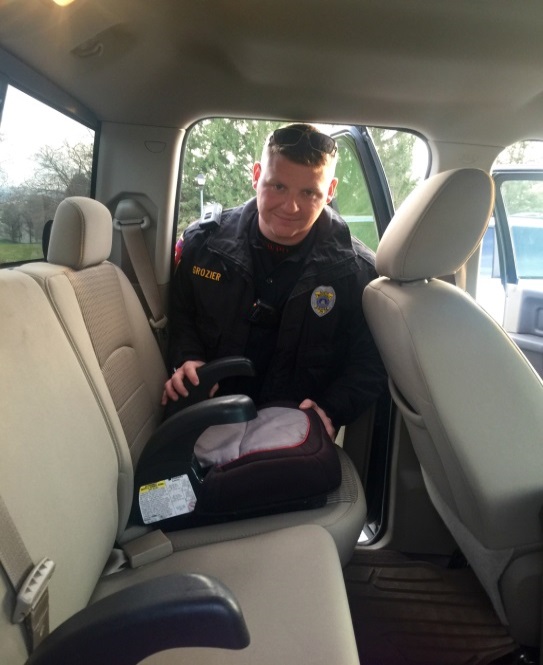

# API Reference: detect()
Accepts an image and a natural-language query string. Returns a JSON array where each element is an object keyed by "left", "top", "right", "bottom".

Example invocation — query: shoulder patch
[{"left": 174, "top": 237, "right": 184, "bottom": 267}]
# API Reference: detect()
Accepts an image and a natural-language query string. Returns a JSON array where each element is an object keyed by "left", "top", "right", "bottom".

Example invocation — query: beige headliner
[{"left": 1, "top": 0, "right": 543, "bottom": 152}]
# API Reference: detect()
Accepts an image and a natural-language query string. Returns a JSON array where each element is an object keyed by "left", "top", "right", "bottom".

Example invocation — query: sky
[{"left": 0, "top": 86, "right": 94, "bottom": 185}]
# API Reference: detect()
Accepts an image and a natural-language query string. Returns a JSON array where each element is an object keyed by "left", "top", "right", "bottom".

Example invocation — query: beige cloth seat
[
  {"left": 362, "top": 168, "right": 543, "bottom": 648},
  {"left": 18, "top": 196, "right": 366, "bottom": 565},
  {"left": 0, "top": 269, "right": 359, "bottom": 665}
]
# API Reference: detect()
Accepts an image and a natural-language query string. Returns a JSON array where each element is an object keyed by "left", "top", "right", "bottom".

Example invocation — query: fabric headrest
[
  {"left": 376, "top": 168, "right": 494, "bottom": 281},
  {"left": 47, "top": 197, "right": 112, "bottom": 270}
]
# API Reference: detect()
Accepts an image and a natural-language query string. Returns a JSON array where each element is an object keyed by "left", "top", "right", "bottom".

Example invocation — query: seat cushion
[{"left": 93, "top": 525, "right": 360, "bottom": 665}]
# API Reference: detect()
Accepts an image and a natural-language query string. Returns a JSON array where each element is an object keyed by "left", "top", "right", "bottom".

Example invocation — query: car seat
[{"left": 362, "top": 167, "right": 543, "bottom": 648}]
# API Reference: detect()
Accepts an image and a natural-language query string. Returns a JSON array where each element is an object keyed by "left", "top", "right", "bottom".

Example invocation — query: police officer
[{"left": 163, "top": 123, "right": 386, "bottom": 439}]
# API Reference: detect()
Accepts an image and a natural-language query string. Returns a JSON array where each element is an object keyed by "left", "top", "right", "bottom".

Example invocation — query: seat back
[
  {"left": 0, "top": 270, "right": 130, "bottom": 662},
  {"left": 19, "top": 196, "right": 167, "bottom": 464},
  {"left": 19, "top": 197, "right": 367, "bottom": 566},
  {"left": 363, "top": 168, "right": 543, "bottom": 646}
]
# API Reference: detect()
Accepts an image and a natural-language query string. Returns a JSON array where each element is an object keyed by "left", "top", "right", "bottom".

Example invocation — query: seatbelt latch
[
  {"left": 13, "top": 557, "right": 55, "bottom": 624},
  {"left": 13, "top": 557, "right": 55, "bottom": 649},
  {"left": 149, "top": 314, "right": 168, "bottom": 330}
]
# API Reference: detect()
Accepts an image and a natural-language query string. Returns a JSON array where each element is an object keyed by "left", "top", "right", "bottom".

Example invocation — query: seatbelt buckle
[{"left": 13, "top": 557, "right": 55, "bottom": 649}]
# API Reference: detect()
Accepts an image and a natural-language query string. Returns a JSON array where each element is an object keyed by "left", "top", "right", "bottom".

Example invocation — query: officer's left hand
[{"left": 299, "top": 399, "right": 336, "bottom": 440}]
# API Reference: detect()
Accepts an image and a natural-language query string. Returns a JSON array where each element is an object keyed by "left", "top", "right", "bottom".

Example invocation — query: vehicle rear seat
[
  {"left": 18, "top": 196, "right": 366, "bottom": 565},
  {"left": 0, "top": 268, "right": 360, "bottom": 665}
]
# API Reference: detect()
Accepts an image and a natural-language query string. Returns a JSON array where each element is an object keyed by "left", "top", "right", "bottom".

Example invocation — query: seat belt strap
[
  {"left": 0, "top": 494, "right": 33, "bottom": 589},
  {"left": 120, "top": 223, "right": 167, "bottom": 330},
  {"left": 112, "top": 199, "right": 168, "bottom": 353},
  {"left": 0, "top": 494, "right": 55, "bottom": 652}
]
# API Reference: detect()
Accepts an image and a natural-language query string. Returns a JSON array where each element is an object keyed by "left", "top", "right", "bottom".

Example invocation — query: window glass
[
  {"left": 500, "top": 180, "right": 543, "bottom": 279},
  {"left": 369, "top": 128, "right": 429, "bottom": 209},
  {"left": 477, "top": 140, "right": 543, "bottom": 322},
  {"left": 178, "top": 120, "right": 429, "bottom": 254},
  {"left": 178, "top": 119, "right": 283, "bottom": 234},
  {"left": 334, "top": 135, "right": 378, "bottom": 251},
  {"left": 0, "top": 86, "right": 94, "bottom": 266},
  {"left": 478, "top": 220, "right": 500, "bottom": 278}
]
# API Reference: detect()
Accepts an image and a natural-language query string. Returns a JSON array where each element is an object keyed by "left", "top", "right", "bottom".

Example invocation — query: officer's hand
[
  {"left": 299, "top": 399, "right": 336, "bottom": 441},
  {"left": 161, "top": 360, "right": 218, "bottom": 404}
]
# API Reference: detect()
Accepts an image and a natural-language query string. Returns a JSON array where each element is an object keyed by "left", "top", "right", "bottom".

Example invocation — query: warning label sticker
[{"left": 139, "top": 476, "right": 197, "bottom": 525}]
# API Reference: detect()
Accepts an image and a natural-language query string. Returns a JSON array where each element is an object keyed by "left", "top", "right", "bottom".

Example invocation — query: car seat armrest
[
  {"left": 188, "top": 357, "right": 255, "bottom": 406},
  {"left": 27, "top": 573, "right": 250, "bottom": 665},
  {"left": 167, "top": 356, "right": 256, "bottom": 413},
  {"left": 137, "top": 394, "right": 257, "bottom": 471}
]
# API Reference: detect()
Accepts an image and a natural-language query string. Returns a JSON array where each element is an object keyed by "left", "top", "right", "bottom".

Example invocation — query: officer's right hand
[{"left": 161, "top": 360, "right": 218, "bottom": 404}]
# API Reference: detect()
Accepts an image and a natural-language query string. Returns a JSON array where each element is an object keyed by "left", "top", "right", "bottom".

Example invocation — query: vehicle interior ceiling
[{"left": 1, "top": 1, "right": 543, "bottom": 664}]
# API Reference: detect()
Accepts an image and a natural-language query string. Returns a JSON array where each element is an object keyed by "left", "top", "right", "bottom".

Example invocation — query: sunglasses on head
[{"left": 269, "top": 127, "right": 338, "bottom": 157}]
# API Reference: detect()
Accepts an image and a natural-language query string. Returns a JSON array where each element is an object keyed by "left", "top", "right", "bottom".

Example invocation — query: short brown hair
[{"left": 265, "top": 123, "right": 337, "bottom": 167}]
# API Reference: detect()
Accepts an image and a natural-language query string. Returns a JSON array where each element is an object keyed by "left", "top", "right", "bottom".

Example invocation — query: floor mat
[{"left": 344, "top": 549, "right": 517, "bottom": 665}]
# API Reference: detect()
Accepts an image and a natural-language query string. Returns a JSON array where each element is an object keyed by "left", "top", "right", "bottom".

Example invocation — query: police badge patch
[{"left": 311, "top": 286, "right": 336, "bottom": 317}]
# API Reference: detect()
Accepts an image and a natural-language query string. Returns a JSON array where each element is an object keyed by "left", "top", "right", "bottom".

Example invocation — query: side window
[
  {"left": 477, "top": 140, "right": 543, "bottom": 323},
  {"left": 334, "top": 135, "right": 379, "bottom": 251},
  {"left": 178, "top": 119, "right": 283, "bottom": 236},
  {"left": 478, "top": 220, "right": 500, "bottom": 278},
  {"left": 178, "top": 120, "right": 429, "bottom": 255},
  {"left": 0, "top": 85, "right": 95, "bottom": 266},
  {"left": 368, "top": 128, "right": 430, "bottom": 210},
  {"left": 500, "top": 179, "right": 543, "bottom": 280},
  {"left": 476, "top": 216, "right": 506, "bottom": 322}
]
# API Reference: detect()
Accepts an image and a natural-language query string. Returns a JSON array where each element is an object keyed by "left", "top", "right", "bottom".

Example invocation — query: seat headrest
[
  {"left": 47, "top": 197, "right": 112, "bottom": 270},
  {"left": 376, "top": 168, "right": 494, "bottom": 281}
]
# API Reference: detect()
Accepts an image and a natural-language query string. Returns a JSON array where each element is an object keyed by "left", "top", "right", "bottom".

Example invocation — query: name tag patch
[{"left": 192, "top": 265, "right": 222, "bottom": 281}]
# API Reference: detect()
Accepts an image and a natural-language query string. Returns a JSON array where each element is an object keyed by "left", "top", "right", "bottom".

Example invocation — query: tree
[
  {"left": 179, "top": 122, "right": 425, "bottom": 231},
  {"left": 0, "top": 138, "right": 93, "bottom": 248},
  {"left": 334, "top": 140, "right": 373, "bottom": 217},
  {"left": 1, "top": 202, "right": 24, "bottom": 242},
  {"left": 495, "top": 141, "right": 543, "bottom": 215},
  {"left": 178, "top": 119, "right": 282, "bottom": 232},
  {"left": 30, "top": 139, "right": 93, "bottom": 198},
  {"left": 495, "top": 140, "right": 530, "bottom": 167},
  {"left": 369, "top": 129, "right": 420, "bottom": 209}
]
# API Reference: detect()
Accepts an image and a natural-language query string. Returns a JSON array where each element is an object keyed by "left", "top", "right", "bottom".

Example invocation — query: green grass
[
  {"left": 0, "top": 241, "right": 43, "bottom": 265},
  {"left": 0, "top": 226, "right": 379, "bottom": 267}
]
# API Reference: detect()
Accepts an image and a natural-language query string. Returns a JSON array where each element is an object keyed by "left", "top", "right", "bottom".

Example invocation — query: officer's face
[{"left": 252, "top": 153, "right": 338, "bottom": 246}]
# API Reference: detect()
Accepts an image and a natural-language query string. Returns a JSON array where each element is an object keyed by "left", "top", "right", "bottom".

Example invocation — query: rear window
[{"left": 0, "top": 85, "right": 95, "bottom": 266}]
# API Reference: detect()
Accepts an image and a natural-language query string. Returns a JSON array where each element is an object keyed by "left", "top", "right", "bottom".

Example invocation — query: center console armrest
[{"left": 28, "top": 573, "right": 250, "bottom": 665}]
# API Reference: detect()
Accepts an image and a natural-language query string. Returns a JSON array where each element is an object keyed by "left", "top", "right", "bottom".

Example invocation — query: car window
[
  {"left": 478, "top": 220, "right": 500, "bottom": 278},
  {"left": 476, "top": 141, "right": 543, "bottom": 322},
  {"left": 334, "top": 134, "right": 379, "bottom": 251},
  {"left": 178, "top": 120, "right": 429, "bottom": 254},
  {"left": 368, "top": 128, "right": 430, "bottom": 210},
  {"left": 0, "top": 85, "right": 95, "bottom": 266},
  {"left": 501, "top": 180, "right": 543, "bottom": 279},
  {"left": 178, "top": 119, "right": 284, "bottom": 235}
]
